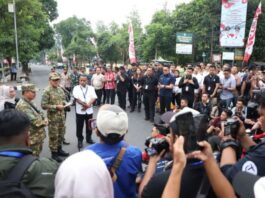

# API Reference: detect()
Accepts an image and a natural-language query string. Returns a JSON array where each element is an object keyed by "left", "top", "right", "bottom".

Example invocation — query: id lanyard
[
  {"left": 0, "top": 151, "right": 24, "bottom": 158},
  {"left": 80, "top": 85, "right": 88, "bottom": 101}
]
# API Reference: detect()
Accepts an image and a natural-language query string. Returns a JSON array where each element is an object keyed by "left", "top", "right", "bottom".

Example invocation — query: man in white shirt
[
  {"left": 73, "top": 75, "right": 97, "bottom": 149},
  {"left": 91, "top": 67, "right": 105, "bottom": 106}
]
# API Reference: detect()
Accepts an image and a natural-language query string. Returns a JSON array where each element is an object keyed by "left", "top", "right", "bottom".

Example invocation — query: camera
[
  {"left": 224, "top": 118, "right": 240, "bottom": 138},
  {"left": 145, "top": 137, "right": 169, "bottom": 156}
]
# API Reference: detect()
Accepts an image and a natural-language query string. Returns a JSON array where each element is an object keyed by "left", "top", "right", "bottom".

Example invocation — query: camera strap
[
  {"left": 109, "top": 147, "right": 126, "bottom": 182},
  {"left": 196, "top": 173, "right": 210, "bottom": 198}
]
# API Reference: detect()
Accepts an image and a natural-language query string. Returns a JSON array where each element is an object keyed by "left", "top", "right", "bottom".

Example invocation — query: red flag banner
[
  {"left": 243, "top": 2, "right": 262, "bottom": 63},
  {"left": 128, "top": 22, "right": 137, "bottom": 64}
]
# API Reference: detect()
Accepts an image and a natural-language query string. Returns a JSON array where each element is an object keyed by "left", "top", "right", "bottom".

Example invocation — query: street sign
[
  {"left": 235, "top": 49, "right": 244, "bottom": 61},
  {"left": 212, "top": 54, "right": 222, "bottom": 63},
  {"left": 222, "top": 52, "right": 234, "bottom": 61},
  {"left": 8, "top": 3, "right": 14, "bottom": 13},
  {"left": 176, "top": 32, "right": 193, "bottom": 44},
  {"left": 176, "top": 43, "right": 193, "bottom": 55}
]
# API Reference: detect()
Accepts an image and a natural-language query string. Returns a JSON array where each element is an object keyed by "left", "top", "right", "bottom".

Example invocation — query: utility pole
[{"left": 13, "top": 0, "right": 19, "bottom": 69}]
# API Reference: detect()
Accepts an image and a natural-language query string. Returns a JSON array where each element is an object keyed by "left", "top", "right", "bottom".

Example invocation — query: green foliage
[{"left": 0, "top": 0, "right": 57, "bottom": 71}]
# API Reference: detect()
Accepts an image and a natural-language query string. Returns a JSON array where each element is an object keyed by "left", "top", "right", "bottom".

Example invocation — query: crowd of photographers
[{"left": 1, "top": 62, "right": 265, "bottom": 198}]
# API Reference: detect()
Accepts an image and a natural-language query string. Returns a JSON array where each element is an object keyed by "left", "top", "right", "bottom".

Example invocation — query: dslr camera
[
  {"left": 144, "top": 137, "right": 169, "bottom": 157},
  {"left": 224, "top": 118, "right": 240, "bottom": 138}
]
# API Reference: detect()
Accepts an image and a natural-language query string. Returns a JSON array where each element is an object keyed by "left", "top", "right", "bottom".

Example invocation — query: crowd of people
[{"left": 1, "top": 62, "right": 265, "bottom": 198}]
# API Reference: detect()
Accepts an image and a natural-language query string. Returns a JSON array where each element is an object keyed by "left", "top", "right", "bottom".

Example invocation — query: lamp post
[{"left": 8, "top": 0, "right": 19, "bottom": 69}]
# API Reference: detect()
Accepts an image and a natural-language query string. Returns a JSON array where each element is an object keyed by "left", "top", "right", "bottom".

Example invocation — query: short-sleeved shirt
[
  {"left": 203, "top": 74, "right": 220, "bottom": 95},
  {"left": 220, "top": 75, "right": 236, "bottom": 100},
  {"left": 73, "top": 85, "right": 97, "bottom": 115},
  {"left": 222, "top": 142, "right": 265, "bottom": 182},
  {"left": 86, "top": 141, "right": 142, "bottom": 198},
  {"left": 159, "top": 74, "right": 175, "bottom": 96}
]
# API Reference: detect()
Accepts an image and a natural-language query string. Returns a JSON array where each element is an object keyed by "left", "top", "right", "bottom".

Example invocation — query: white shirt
[
  {"left": 92, "top": 73, "right": 105, "bottom": 90},
  {"left": 193, "top": 73, "right": 204, "bottom": 94},
  {"left": 73, "top": 85, "right": 97, "bottom": 115}
]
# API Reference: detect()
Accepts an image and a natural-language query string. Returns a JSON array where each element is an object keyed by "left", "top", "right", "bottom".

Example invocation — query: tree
[{"left": 55, "top": 17, "right": 96, "bottom": 64}]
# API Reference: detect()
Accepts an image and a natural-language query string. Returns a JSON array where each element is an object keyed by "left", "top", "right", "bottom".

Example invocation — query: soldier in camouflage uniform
[
  {"left": 41, "top": 73, "right": 69, "bottom": 162},
  {"left": 16, "top": 84, "right": 47, "bottom": 156}
]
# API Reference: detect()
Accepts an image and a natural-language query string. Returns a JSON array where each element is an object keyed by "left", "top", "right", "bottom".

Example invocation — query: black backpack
[{"left": 0, "top": 155, "right": 37, "bottom": 198}]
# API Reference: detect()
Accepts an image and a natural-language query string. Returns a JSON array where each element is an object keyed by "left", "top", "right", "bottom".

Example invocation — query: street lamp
[{"left": 8, "top": 0, "right": 19, "bottom": 69}]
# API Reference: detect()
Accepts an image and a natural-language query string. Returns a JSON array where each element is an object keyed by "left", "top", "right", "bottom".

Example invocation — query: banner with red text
[
  {"left": 243, "top": 2, "right": 262, "bottom": 62},
  {"left": 220, "top": 0, "right": 248, "bottom": 47},
  {"left": 128, "top": 22, "right": 137, "bottom": 64}
]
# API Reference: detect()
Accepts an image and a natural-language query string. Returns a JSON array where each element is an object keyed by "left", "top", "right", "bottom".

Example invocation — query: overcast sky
[{"left": 55, "top": 0, "right": 191, "bottom": 29}]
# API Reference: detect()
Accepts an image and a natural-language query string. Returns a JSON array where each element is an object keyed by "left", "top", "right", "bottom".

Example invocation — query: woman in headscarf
[
  {"left": 0, "top": 85, "right": 18, "bottom": 111},
  {"left": 0, "top": 85, "right": 18, "bottom": 110},
  {"left": 55, "top": 150, "right": 114, "bottom": 198}
]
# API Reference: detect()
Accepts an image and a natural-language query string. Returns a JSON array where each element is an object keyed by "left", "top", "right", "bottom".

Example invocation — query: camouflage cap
[
  {"left": 22, "top": 84, "right": 37, "bottom": 92},
  {"left": 49, "top": 72, "right": 61, "bottom": 80}
]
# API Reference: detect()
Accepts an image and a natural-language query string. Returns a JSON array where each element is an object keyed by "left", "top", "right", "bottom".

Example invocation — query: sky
[{"left": 55, "top": 0, "right": 192, "bottom": 29}]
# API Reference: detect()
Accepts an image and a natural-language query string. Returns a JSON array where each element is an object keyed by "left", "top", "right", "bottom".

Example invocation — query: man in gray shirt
[{"left": 220, "top": 66, "right": 236, "bottom": 108}]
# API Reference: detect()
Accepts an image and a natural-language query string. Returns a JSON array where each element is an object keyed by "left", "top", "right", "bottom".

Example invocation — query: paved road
[{"left": 28, "top": 64, "right": 153, "bottom": 158}]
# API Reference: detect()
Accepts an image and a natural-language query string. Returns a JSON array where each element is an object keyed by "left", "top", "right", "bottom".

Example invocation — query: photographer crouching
[{"left": 139, "top": 107, "right": 235, "bottom": 198}]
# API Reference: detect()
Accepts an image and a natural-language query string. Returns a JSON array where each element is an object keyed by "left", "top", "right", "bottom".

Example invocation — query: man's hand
[
  {"left": 172, "top": 136, "right": 186, "bottom": 168},
  {"left": 190, "top": 141, "right": 214, "bottom": 162},
  {"left": 56, "top": 105, "right": 65, "bottom": 111}
]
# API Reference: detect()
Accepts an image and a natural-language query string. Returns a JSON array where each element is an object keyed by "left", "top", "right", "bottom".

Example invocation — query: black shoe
[
  {"left": 86, "top": 139, "right": 95, "bottom": 144},
  {"left": 51, "top": 152, "right": 63, "bottom": 163},
  {"left": 138, "top": 109, "right": 141, "bottom": 112},
  {"left": 150, "top": 119, "right": 154, "bottom": 123},
  {"left": 145, "top": 117, "right": 150, "bottom": 121},
  {"left": 78, "top": 141, "right": 83, "bottom": 149},
  {"left": 130, "top": 109, "right": 134, "bottom": 112},
  {"left": 58, "top": 148, "right": 70, "bottom": 157},
  {"left": 63, "top": 140, "right": 70, "bottom": 145}
]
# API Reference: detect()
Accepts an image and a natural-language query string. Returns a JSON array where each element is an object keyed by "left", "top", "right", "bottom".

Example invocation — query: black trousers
[
  {"left": 172, "top": 93, "right": 181, "bottom": 108},
  {"left": 128, "top": 86, "right": 133, "bottom": 107},
  {"left": 143, "top": 93, "right": 156, "bottom": 121},
  {"left": 132, "top": 90, "right": 142, "bottom": 110},
  {"left": 95, "top": 89, "right": 103, "bottom": 105},
  {"left": 76, "top": 113, "right": 93, "bottom": 142},
  {"left": 117, "top": 90, "right": 127, "bottom": 110},
  {"left": 105, "top": 89, "right": 115, "bottom": 104},
  {"left": 102, "top": 89, "right": 106, "bottom": 104},
  {"left": 160, "top": 95, "right": 172, "bottom": 114},
  {"left": 182, "top": 94, "right": 194, "bottom": 108},
  {"left": 11, "top": 72, "right": 17, "bottom": 81}
]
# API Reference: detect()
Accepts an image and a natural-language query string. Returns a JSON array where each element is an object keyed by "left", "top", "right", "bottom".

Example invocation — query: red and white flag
[
  {"left": 243, "top": 2, "right": 262, "bottom": 63},
  {"left": 128, "top": 22, "right": 137, "bottom": 64}
]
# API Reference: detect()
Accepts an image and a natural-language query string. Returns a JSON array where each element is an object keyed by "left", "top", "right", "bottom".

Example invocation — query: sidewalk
[{"left": 0, "top": 67, "right": 27, "bottom": 88}]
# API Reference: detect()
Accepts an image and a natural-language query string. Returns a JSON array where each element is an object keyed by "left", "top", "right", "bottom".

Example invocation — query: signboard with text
[
  {"left": 176, "top": 32, "right": 193, "bottom": 55},
  {"left": 176, "top": 44, "right": 193, "bottom": 55}
]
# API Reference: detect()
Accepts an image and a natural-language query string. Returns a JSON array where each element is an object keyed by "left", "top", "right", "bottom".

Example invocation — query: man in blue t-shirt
[
  {"left": 86, "top": 104, "right": 142, "bottom": 198},
  {"left": 158, "top": 66, "right": 175, "bottom": 114}
]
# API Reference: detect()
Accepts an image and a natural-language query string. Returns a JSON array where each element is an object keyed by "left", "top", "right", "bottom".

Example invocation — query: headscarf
[
  {"left": 0, "top": 85, "right": 15, "bottom": 111},
  {"left": 55, "top": 150, "right": 114, "bottom": 198}
]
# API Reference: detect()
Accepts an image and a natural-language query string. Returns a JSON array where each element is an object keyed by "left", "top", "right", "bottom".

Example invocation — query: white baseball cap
[{"left": 96, "top": 105, "right": 128, "bottom": 137}]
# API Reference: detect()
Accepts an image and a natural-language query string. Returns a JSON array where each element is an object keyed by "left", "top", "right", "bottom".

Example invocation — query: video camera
[{"left": 144, "top": 137, "right": 169, "bottom": 157}]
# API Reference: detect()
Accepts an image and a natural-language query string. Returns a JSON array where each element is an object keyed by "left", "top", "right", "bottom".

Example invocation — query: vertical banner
[
  {"left": 243, "top": 2, "right": 262, "bottom": 63},
  {"left": 128, "top": 22, "right": 137, "bottom": 64},
  {"left": 220, "top": 0, "right": 248, "bottom": 47}
]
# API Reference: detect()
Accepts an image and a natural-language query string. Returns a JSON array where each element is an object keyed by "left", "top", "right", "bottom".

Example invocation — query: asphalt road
[{"left": 28, "top": 64, "right": 154, "bottom": 158}]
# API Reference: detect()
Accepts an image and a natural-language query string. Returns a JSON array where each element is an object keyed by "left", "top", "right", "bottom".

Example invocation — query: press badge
[
  {"left": 185, "top": 86, "right": 189, "bottom": 92},
  {"left": 145, "top": 85, "right": 149, "bottom": 90},
  {"left": 208, "top": 86, "right": 211, "bottom": 91}
]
